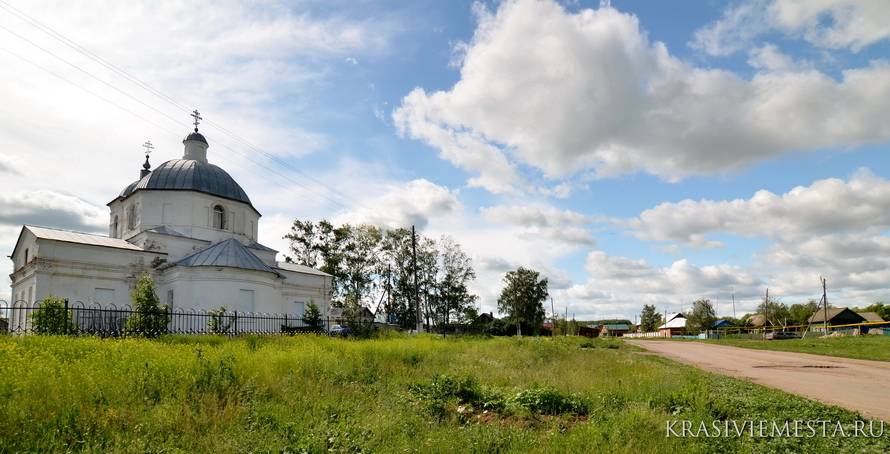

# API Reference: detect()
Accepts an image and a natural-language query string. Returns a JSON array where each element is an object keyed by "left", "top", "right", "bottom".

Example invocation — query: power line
[{"left": 0, "top": 2, "right": 357, "bottom": 210}]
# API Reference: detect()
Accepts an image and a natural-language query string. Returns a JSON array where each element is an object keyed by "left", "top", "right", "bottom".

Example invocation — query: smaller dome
[{"left": 184, "top": 131, "right": 208, "bottom": 145}]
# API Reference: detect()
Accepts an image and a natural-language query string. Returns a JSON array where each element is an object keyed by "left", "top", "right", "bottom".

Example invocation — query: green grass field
[
  {"left": 701, "top": 335, "right": 890, "bottom": 362},
  {"left": 1, "top": 334, "right": 887, "bottom": 453}
]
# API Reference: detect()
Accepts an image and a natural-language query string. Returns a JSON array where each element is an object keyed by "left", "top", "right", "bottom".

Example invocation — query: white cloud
[
  {"left": 394, "top": 0, "right": 890, "bottom": 192},
  {"left": 560, "top": 250, "right": 762, "bottom": 319},
  {"left": 628, "top": 169, "right": 890, "bottom": 246},
  {"left": 335, "top": 178, "right": 461, "bottom": 230},
  {"left": 0, "top": 190, "right": 106, "bottom": 233},
  {"left": 693, "top": 0, "right": 890, "bottom": 55}
]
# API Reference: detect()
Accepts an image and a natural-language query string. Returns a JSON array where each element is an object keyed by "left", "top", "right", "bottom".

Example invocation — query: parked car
[
  {"left": 766, "top": 331, "right": 799, "bottom": 340},
  {"left": 330, "top": 324, "right": 350, "bottom": 337}
]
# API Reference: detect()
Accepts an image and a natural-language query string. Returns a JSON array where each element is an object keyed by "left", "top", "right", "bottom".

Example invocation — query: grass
[
  {"left": 699, "top": 335, "right": 890, "bottom": 362},
  {"left": 0, "top": 334, "right": 887, "bottom": 453}
]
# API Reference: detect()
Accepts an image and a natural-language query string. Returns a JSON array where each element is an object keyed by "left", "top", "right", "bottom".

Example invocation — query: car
[
  {"left": 765, "top": 330, "right": 799, "bottom": 340},
  {"left": 330, "top": 324, "right": 350, "bottom": 337}
]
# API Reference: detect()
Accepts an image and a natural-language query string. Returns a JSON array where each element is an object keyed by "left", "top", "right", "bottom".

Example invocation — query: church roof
[
  {"left": 275, "top": 261, "right": 331, "bottom": 277},
  {"left": 12, "top": 225, "right": 158, "bottom": 258},
  {"left": 113, "top": 159, "right": 257, "bottom": 213},
  {"left": 166, "top": 238, "right": 279, "bottom": 275}
]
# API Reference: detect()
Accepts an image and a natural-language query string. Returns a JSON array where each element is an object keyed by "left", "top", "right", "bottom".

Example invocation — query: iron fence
[{"left": 0, "top": 300, "right": 340, "bottom": 336}]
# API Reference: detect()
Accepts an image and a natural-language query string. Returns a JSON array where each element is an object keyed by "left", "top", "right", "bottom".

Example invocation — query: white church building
[{"left": 8, "top": 118, "right": 331, "bottom": 329}]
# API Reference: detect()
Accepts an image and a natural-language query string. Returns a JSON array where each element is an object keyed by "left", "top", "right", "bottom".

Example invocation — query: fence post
[
  {"left": 64, "top": 299, "right": 69, "bottom": 335},
  {"left": 233, "top": 310, "right": 238, "bottom": 336}
]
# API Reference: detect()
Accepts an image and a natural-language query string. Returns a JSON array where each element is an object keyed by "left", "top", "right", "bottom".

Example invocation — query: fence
[{"left": 0, "top": 300, "right": 340, "bottom": 336}]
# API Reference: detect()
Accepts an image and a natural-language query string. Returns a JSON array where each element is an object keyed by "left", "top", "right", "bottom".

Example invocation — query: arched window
[
  {"left": 111, "top": 216, "right": 119, "bottom": 238},
  {"left": 212, "top": 205, "right": 226, "bottom": 230},
  {"left": 127, "top": 205, "right": 137, "bottom": 230},
  {"left": 23, "top": 248, "right": 29, "bottom": 266}
]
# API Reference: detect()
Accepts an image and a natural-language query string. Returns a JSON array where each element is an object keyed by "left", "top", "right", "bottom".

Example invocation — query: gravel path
[{"left": 626, "top": 340, "right": 890, "bottom": 422}]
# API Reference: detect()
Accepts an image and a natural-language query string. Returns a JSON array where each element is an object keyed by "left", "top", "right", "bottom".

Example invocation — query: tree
[
  {"left": 789, "top": 300, "right": 820, "bottom": 325},
  {"left": 639, "top": 304, "right": 661, "bottom": 332},
  {"left": 436, "top": 236, "right": 478, "bottom": 326},
  {"left": 284, "top": 219, "right": 334, "bottom": 269},
  {"left": 497, "top": 267, "right": 548, "bottom": 336},
  {"left": 757, "top": 297, "right": 790, "bottom": 326},
  {"left": 31, "top": 295, "right": 75, "bottom": 334},
  {"left": 685, "top": 299, "right": 716, "bottom": 334},
  {"left": 303, "top": 301, "right": 322, "bottom": 329},
  {"left": 126, "top": 275, "right": 169, "bottom": 337}
]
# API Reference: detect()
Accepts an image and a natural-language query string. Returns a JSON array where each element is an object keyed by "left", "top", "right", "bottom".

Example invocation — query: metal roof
[
  {"left": 24, "top": 225, "right": 147, "bottom": 252},
  {"left": 275, "top": 261, "right": 331, "bottom": 277},
  {"left": 169, "top": 238, "right": 277, "bottom": 275},
  {"left": 115, "top": 159, "right": 256, "bottom": 211}
]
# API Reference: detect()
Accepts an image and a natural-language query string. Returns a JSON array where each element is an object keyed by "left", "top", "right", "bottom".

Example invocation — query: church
[{"left": 8, "top": 113, "right": 332, "bottom": 329}]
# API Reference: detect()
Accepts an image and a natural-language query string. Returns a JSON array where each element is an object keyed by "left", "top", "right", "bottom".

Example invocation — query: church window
[
  {"left": 213, "top": 205, "right": 226, "bottom": 230},
  {"left": 111, "top": 216, "right": 119, "bottom": 238},
  {"left": 167, "top": 289, "right": 174, "bottom": 306},
  {"left": 127, "top": 205, "right": 137, "bottom": 230},
  {"left": 23, "top": 248, "right": 28, "bottom": 266}
]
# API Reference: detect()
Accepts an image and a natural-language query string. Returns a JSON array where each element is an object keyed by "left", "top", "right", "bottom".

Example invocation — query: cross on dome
[
  {"left": 142, "top": 140, "right": 154, "bottom": 156},
  {"left": 191, "top": 109, "right": 202, "bottom": 132}
]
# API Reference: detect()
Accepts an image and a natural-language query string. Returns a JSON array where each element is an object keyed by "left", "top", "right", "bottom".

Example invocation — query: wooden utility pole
[
  {"left": 550, "top": 296, "right": 555, "bottom": 337},
  {"left": 412, "top": 225, "right": 422, "bottom": 333},
  {"left": 565, "top": 305, "right": 568, "bottom": 337},
  {"left": 764, "top": 288, "right": 769, "bottom": 326},
  {"left": 731, "top": 288, "right": 736, "bottom": 319},
  {"left": 822, "top": 277, "right": 828, "bottom": 333}
]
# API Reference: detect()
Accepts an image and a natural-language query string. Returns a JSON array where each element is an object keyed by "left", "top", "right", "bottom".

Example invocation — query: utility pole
[
  {"left": 731, "top": 288, "right": 736, "bottom": 319},
  {"left": 822, "top": 277, "right": 828, "bottom": 333},
  {"left": 565, "top": 305, "right": 568, "bottom": 337},
  {"left": 764, "top": 288, "right": 769, "bottom": 327},
  {"left": 412, "top": 225, "right": 422, "bottom": 333},
  {"left": 550, "top": 296, "right": 555, "bottom": 337}
]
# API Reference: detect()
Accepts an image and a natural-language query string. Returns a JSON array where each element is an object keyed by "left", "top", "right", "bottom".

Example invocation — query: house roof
[
  {"left": 857, "top": 312, "right": 885, "bottom": 323},
  {"left": 808, "top": 307, "right": 865, "bottom": 324},
  {"left": 712, "top": 319, "right": 735, "bottom": 328},
  {"left": 658, "top": 314, "right": 687, "bottom": 329},
  {"left": 275, "top": 261, "right": 331, "bottom": 277},
  {"left": 165, "top": 238, "right": 279, "bottom": 275},
  {"left": 746, "top": 314, "right": 772, "bottom": 327},
  {"left": 603, "top": 324, "right": 630, "bottom": 330},
  {"left": 13, "top": 225, "right": 154, "bottom": 257}
]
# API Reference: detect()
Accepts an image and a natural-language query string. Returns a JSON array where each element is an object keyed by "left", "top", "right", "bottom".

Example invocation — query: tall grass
[{"left": 0, "top": 334, "right": 886, "bottom": 452}]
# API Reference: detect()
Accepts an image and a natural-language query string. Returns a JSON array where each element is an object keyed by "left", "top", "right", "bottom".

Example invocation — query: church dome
[
  {"left": 118, "top": 159, "right": 256, "bottom": 211},
  {"left": 184, "top": 131, "right": 208, "bottom": 145}
]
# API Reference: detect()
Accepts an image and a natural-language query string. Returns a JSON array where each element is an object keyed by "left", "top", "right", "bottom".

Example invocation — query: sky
[{"left": 2, "top": 0, "right": 890, "bottom": 320}]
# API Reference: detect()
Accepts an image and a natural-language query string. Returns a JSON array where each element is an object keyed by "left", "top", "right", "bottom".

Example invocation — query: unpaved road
[{"left": 627, "top": 340, "right": 890, "bottom": 422}]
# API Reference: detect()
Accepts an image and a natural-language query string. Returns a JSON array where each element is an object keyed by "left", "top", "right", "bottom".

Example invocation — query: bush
[
  {"left": 208, "top": 306, "right": 234, "bottom": 335},
  {"left": 125, "top": 275, "right": 169, "bottom": 337},
  {"left": 30, "top": 295, "right": 75, "bottom": 334},
  {"left": 303, "top": 302, "right": 322, "bottom": 329},
  {"left": 510, "top": 387, "right": 588, "bottom": 416}
]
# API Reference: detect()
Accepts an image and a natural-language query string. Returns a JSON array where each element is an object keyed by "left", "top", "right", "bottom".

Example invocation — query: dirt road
[{"left": 626, "top": 340, "right": 890, "bottom": 422}]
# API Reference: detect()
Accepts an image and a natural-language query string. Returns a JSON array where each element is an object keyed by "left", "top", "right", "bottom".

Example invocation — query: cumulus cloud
[
  {"left": 561, "top": 250, "right": 762, "bottom": 319},
  {"left": 336, "top": 179, "right": 461, "bottom": 230},
  {"left": 693, "top": 0, "right": 890, "bottom": 55},
  {"left": 0, "top": 190, "right": 106, "bottom": 233},
  {"left": 394, "top": 0, "right": 890, "bottom": 192},
  {"left": 628, "top": 169, "right": 890, "bottom": 246},
  {"left": 481, "top": 204, "right": 595, "bottom": 246}
]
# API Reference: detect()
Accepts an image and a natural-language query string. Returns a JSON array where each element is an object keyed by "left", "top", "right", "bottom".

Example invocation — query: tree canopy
[
  {"left": 497, "top": 267, "right": 548, "bottom": 336},
  {"left": 685, "top": 299, "right": 716, "bottom": 334}
]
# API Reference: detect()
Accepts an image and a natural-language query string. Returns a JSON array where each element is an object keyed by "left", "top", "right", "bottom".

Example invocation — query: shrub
[
  {"left": 125, "top": 275, "right": 169, "bottom": 337},
  {"left": 510, "top": 387, "right": 588, "bottom": 416},
  {"left": 303, "top": 301, "right": 322, "bottom": 329},
  {"left": 208, "top": 306, "right": 234, "bottom": 335},
  {"left": 30, "top": 295, "right": 75, "bottom": 334}
]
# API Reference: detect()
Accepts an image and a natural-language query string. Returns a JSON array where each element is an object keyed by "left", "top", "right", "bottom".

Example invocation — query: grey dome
[
  {"left": 117, "top": 159, "right": 256, "bottom": 211},
  {"left": 185, "top": 131, "right": 208, "bottom": 145}
]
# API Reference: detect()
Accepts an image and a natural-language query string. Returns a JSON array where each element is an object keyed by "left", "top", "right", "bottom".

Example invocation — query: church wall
[
  {"left": 117, "top": 190, "right": 260, "bottom": 246},
  {"left": 157, "top": 267, "right": 331, "bottom": 320},
  {"left": 128, "top": 231, "right": 210, "bottom": 263}
]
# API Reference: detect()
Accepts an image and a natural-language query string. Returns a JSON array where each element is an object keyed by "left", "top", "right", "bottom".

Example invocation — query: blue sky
[{"left": 2, "top": 0, "right": 890, "bottom": 319}]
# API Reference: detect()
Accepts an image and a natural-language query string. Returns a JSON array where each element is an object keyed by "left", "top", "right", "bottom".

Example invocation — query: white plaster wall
[{"left": 110, "top": 191, "right": 260, "bottom": 244}]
